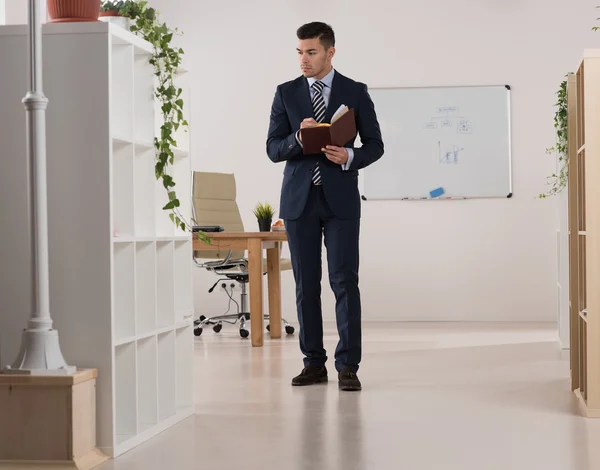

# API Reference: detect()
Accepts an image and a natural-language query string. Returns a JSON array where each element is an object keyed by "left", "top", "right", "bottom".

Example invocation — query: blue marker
[{"left": 429, "top": 187, "right": 445, "bottom": 198}]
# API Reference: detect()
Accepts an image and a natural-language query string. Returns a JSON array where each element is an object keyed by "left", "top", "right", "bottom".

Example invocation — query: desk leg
[
  {"left": 267, "top": 243, "right": 282, "bottom": 339},
  {"left": 248, "top": 238, "right": 263, "bottom": 347}
]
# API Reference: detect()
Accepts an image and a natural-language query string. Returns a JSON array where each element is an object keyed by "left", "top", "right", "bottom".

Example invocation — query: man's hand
[
  {"left": 298, "top": 118, "right": 319, "bottom": 142},
  {"left": 322, "top": 145, "right": 349, "bottom": 165}
]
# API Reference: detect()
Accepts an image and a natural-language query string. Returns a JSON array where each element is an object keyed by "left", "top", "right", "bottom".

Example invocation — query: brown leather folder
[{"left": 300, "top": 108, "right": 357, "bottom": 155}]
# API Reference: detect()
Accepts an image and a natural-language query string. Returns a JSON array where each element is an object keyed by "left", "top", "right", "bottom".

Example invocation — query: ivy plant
[
  {"left": 539, "top": 77, "right": 569, "bottom": 199},
  {"left": 101, "top": 0, "right": 208, "bottom": 243},
  {"left": 540, "top": 15, "right": 600, "bottom": 198}
]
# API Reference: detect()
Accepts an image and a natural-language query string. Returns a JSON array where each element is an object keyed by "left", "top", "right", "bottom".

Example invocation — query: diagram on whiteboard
[
  {"left": 420, "top": 105, "right": 472, "bottom": 164},
  {"left": 457, "top": 119, "right": 473, "bottom": 134},
  {"left": 422, "top": 106, "right": 474, "bottom": 134},
  {"left": 438, "top": 141, "right": 464, "bottom": 164}
]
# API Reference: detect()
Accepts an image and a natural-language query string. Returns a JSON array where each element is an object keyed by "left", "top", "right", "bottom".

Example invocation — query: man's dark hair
[{"left": 297, "top": 22, "right": 335, "bottom": 49}]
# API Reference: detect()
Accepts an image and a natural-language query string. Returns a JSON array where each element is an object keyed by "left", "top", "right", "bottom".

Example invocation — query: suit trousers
[{"left": 284, "top": 184, "right": 362, "bottom": 373}]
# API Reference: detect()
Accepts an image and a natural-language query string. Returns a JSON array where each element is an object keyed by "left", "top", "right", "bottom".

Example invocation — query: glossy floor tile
[{"left": 97, "top": 322, "right": 600, "bottom": 470}]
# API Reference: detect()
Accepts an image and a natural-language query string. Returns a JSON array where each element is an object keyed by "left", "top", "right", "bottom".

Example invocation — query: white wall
[
  {"left": 4, "top": 0, "right": 27, "bottom": 24},
  {"left": 150, "top": 0, "right": 598, "bottom": 322},
  {"left": 2, "top": 0, "right": 48, "bottom": 24}
]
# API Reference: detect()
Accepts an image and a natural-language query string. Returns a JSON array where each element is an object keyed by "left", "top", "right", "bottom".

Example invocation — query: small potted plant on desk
[{"left": 253, "top": 202, "right": 275, "bottom": 232}]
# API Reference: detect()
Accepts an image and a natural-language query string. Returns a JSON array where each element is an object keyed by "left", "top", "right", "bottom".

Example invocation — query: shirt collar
[{"left": 307, "top": 67, "right": 335, "bottom": 89}]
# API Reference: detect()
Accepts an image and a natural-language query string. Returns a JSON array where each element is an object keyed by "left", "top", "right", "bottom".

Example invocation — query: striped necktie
[{"left": 311, "top": 80, "right": 326, "bottom": 185}]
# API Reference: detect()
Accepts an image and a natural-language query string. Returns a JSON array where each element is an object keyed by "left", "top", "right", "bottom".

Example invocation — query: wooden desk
[{"left": 192, "top": 231, "right": 288, "bottom": 347}]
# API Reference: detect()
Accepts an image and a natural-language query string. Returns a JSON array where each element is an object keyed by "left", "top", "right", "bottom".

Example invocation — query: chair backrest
[{"left": 192, "top": 171, "right": 245, "bottom": 260}]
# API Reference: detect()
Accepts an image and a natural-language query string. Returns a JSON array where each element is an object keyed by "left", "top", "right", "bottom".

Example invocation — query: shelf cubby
[
  {"left": 134, "top": 53, "right": 155, "bottom": 145},
  {"left": 134, "top": 143, "right": 156, "bottom": 237},
  {"left": 115, "top": 342, "right": 138, "bottom": 444},
  {"left": 137, "top": 337, "right": 158, "bottom": 432},
  {"left": 114, "top": 242, "right": 136, "bottom": 342},
  {"left": 157, "top": 241, "right": 175, "bottom": 328},
  {"left": 155, "top": 172, "right": 175, "bottom": 238},
  {"left": 135, "top": 241, "right": 156, "bottom": 335},
  {"left": 176, "top": 326, "right": 194, "bottom": 411},
  {"left": 174, "top": 240, "right": 193, "bottom": 321},
  {"left": 158, "top": 331, "right": 176, "bottom": 421},
  {"left": 111, "top": 42, "right": 134, "bottom": 142},
  {"left": 112, "top": 140, "right": 135, "bottom": 238}
]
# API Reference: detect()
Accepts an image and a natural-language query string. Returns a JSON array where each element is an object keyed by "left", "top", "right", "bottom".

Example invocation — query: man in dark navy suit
[{"left": 266, "top": 22, "right": 384, "bottom": 391}]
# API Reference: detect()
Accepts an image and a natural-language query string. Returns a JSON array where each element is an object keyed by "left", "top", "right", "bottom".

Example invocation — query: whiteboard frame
[{"left": 360, "top": 84, "right": 513, "bottom": 201}]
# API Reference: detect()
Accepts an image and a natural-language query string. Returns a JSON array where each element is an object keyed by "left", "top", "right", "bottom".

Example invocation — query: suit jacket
[{"left": 266, "top": 71, "right": 384, "bottom": 220}]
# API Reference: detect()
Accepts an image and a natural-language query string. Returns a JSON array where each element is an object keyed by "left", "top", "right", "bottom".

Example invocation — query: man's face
[{"left": 297, "top": 38, "right": 335, "bottom": 80}]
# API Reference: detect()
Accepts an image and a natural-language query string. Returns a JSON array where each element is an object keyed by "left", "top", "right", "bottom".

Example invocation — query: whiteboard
[{"left": 362, "top": 85, "right": 512, "bottom": 200}]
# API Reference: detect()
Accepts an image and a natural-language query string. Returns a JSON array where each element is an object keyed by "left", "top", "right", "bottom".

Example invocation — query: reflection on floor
[{"left": 97, "top": 322, "right": 600, "bottom": 470}]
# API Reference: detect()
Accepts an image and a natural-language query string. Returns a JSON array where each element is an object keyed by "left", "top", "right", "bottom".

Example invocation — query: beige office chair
[{"left": 191, "top": 171, "right": 295, "bottom": 338}]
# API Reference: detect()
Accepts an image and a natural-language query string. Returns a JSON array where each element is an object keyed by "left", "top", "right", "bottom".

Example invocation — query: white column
[
  {"left": 0, "top": 0, "right": 5, "bottom": 25},
  {"left": 3, "top": 0, "right": 75, "bottom": 375}
]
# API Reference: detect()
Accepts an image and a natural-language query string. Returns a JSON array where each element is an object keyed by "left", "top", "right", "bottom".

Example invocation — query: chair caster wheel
[
  {"left": 285, "top": 325, "right": 295, "bottom": 335},
  {"left": 194, "top": 328, "right": 203, "bottom": 337},
  {"left": 240, "top": 329, "right": 249, "bottom": 338},
  {"left": 213, "top": 324, "right": 223, "bottom": 333},
  {"left": 199, "top": 315, "right": 206, "bottom": 321},
  {"left": 266, "top": 324, "right": 270, "bottom": 332}
]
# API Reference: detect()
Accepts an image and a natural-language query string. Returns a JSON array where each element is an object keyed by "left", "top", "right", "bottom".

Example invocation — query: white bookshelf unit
[{"left": 0, "top": 22, "right": 194, "bottom": 457}]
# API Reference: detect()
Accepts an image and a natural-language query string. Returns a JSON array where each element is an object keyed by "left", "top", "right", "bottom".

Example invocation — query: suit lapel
[
  {"left": 295, "top": 77, "right": 314, "bottom": 121},
  {"left": 325, "top": 71, "right": 344, "bottom": 123}
]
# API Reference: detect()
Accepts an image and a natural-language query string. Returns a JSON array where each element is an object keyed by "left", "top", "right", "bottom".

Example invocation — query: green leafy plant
[
  {"left": 100, "top": 1, "right": 209, "bottom": 244},
  {"left": 252, "top": 202, "right": 276, "bottom": 220},
  {"left": 100, "top": 0, "right": 126, "bottom": 11},
  {"left": 539, "top": 77, "right": 569, "bottom": 199}
]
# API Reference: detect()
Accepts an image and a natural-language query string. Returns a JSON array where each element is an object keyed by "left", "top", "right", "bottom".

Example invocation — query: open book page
[{"left": 331, "top": 104, "right": 349, "bottom": 123}]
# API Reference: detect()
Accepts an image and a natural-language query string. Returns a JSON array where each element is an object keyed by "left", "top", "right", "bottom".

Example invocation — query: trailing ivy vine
[
  {"left": 101, "top": 1, "right": 208, "bottom": 243},
  {"left": 539, "top": 77, "right": 569, "bottom": 199}
]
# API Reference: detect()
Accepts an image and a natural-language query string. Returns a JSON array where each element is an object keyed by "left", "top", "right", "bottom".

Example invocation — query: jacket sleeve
[
  {"left": 349, "top": 84, "right": 384, "bottom": 170},
  {"left": 266, "top": 85, "right": 304, "bottom": 163}
]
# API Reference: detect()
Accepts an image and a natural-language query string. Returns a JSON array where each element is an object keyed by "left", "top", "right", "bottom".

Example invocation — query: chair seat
[{"left": 209, "top": 257, "right": 293, "bottom": 275}]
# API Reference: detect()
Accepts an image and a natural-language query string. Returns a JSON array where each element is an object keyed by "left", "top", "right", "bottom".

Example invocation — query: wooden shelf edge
[{"left": 0, "top": 368, "right": 97, "bottom": 386}]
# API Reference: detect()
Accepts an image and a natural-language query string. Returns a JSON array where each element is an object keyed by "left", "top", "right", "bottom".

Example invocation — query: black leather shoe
[
  {"left": 291, "top": 365, "right": 328, "bottom": 386},
  {"left": 338, "top": 367, "right": 361, "bottom": 391}
]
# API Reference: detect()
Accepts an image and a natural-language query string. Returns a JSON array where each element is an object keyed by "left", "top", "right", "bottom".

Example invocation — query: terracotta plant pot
[
  {"left": 99, "top": 10, "right": 121, "bottom": 17},
  {"left": 47, "top": 0, "right": 101, "bottom": 23}
]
